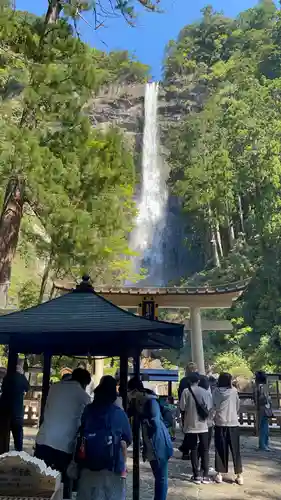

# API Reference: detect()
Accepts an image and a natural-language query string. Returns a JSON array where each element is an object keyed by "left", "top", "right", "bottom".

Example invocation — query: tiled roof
[
  {"left": 0, "top": 279, "right": 183, "bottom": 355},
  {"left": 54, "top": 280, "right": 249, "bottom": 295}
]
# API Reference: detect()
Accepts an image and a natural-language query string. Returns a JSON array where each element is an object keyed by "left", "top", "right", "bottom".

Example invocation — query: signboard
[
  {"left": 139, "top": 297, "right": 158, "bottom": 320},
  {"left": 0, "top": 454, "right": 61, "bottom": 498}
]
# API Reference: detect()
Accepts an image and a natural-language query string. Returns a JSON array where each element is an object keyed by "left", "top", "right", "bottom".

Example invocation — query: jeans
[
  {"left": 259, "top": 415, "right": 269, "bottom": 450},
  {"left": 150, "top": 460, "right": 168, "bottom": 500},
  {"left": 10, "top": 418, "right": 23, "bottom": 451}
]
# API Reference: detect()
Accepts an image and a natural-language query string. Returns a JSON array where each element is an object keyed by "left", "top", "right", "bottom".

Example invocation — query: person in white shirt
[
  {"left": 35, "top": 368, "right": 91, "bottom": 498},
  {"left": 180, "top": 372, "right": 212, "bottom": 485}
]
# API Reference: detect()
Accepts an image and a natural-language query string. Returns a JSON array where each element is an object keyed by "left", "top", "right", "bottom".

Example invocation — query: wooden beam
[
  {"left": 185, "top": 319, "right": 233, "bottom": 331},
  {"left": 119, "top": 354, "right": 128, "bottom": 412},
  {"left": 132, "top": 352, "right": 141, "bottom": 500},
  {"left": 40, "top": 353, "right": 52, "bottom": 425}
]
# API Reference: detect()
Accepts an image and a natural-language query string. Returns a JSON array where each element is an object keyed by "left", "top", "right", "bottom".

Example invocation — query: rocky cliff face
[
  {"left": 87, "top": 83, "right": 145, "bottom": 155},
  {"left": 87, "top": 79, "right": 204, "bottom": 284}
]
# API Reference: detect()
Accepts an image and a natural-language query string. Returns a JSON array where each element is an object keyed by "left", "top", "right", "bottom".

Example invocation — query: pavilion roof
[{"left": 0, "top": 278, "right": 183, "bottom": 355}]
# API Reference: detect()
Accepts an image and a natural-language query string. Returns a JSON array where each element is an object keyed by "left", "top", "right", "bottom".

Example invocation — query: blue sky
[{"left": 16, "top": 0, "right": 259, "bottom": 79}]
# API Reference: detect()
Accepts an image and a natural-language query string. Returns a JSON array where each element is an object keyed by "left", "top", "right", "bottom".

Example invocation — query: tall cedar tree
[{"left": 0, "top": 4, "right": 149, "bottom": 305}]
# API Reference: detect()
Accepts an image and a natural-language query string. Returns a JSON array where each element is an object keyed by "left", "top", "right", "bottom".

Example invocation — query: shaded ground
[{"left": 21, "top": 428, "right": 281, "bottom": 500}]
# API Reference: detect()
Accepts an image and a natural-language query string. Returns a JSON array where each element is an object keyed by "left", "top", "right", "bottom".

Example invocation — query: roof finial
[{"left": 74, "top": 275, "right": 95, "bottom": 294}]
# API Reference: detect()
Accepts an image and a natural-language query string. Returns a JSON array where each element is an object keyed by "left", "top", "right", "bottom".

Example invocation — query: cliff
[{"left": 87, "top": 79, "right": 205, "bottom": 284}]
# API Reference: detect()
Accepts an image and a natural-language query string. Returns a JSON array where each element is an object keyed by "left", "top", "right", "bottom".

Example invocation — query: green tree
[
  {"left": 0, "top": 4, "right": 146, "bottom": 306},
  {"left": 163, "top": 3, "right": 281, "bottom": 372}
]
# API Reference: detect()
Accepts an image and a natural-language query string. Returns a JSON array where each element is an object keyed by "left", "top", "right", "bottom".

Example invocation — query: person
[
  {"left": 128, "top": 376, "right": 173, "bottom": 500},
  {"left": 100, "top": 375, "right": 123, "bottom": 409},
  {"left": 178, "top": 362, "right": 198, "bottom": 401},
  {"left": 208, "top": 375, "right": 217, "bottom": 393},
  {"left": 35, "top": 368, "right": 91, "bottom": 498},
  {"left": 213, "top": 372, "right": 243, "bottom": 485},
  {"left": 180, "top": 372, "right": 212, "bottom": 484},
  {"left": 76, "top": 376, "right": 132, "bottom": 500},
  {"left": 199, "top": 375, "right": 213, "bottom": 452},
  {"left": 178, "top": 362, "right": 199, "bottom": 460},
  {"left": 255, "top": 371, "right": 272, "bottom": 451},
  {"left": 164, "top": 396, "right": 177, "bottom": 441},
  {"left": 0, "top": 365, "right": 30, "bottom": 451}
]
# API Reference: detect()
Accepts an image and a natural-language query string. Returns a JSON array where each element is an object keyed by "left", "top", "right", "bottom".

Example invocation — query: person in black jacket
[
  {"left": 0, "top": 366, "right": 30, "bottom": 451},
  {"left": 178, "top": 363, "right": 199, "bottom": 401}
]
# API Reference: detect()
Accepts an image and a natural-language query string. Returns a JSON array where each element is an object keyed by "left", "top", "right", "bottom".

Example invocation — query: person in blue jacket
[
  {"left": 76, "top": 376, "right": 132, "bottom": 500},
  {"left": 128, "top": 377, "right": 173, "bottom": 500}
]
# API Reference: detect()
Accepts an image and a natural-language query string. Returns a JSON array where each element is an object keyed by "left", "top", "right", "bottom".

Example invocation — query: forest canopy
[
  {"left": 0, "top": 2, "right": 150, "bottom": 308},
  {"left": 163, "top": 0, "right": 281, "bottom": 372}
]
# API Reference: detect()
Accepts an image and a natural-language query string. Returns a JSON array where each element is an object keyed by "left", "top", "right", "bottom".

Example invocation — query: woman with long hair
[
  {"left": 213, "top": 372, "right": 243, "bottom": 485},
  {"left": 76, "top": 376, "right": 132, "bottom": 500}
]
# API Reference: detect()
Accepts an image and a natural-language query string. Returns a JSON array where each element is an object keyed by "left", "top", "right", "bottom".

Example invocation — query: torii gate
[{"left": 54, "top": 280, "right": 247, "bottom": 374}]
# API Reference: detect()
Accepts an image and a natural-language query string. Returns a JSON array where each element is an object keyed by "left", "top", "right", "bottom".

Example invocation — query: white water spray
[{"left": 129, "top": 82, "right": 168, "bottom": 285}]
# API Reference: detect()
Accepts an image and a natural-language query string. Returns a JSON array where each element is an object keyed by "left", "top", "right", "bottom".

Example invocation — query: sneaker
[
  {"left": 202, "top": 477, "right": 211, "bottom": 484},
  {"left": 235, "top": 475, "right": 244, "bottom": 486},
  {"left": 191, "top": 476, "right": 202, "bottom": 485},
  {"left": 215, "top": 473, "right": 223, "bottom": 484}
]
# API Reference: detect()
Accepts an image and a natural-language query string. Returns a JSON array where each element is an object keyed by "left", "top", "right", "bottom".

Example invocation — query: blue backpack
[{"left": 77, "top": 406, "right": 120, "bottom": 472}]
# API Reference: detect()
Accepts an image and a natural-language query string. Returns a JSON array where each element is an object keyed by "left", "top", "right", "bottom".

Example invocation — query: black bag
[{"left": 189, "top": 387, "right": 209, "bottom": 421}]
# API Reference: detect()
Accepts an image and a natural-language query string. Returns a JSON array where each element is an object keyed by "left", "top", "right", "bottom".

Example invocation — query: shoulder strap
[{"left": 188, "top": 386, "right": 198, "bottom": 405}]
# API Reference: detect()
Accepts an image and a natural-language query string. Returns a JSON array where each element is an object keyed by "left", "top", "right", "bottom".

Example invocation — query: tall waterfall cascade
[{"left": 129, "top": 82, "right": 169, "bottom": 286}]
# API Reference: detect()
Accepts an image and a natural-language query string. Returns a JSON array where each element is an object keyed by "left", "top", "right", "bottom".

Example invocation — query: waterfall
[{"left": 129, "top": 82, "right": 169, "bottom": 286}]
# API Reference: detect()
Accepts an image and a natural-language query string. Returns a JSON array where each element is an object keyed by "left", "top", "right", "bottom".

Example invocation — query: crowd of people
[{"left": 0, "top": 362, "right": 273, "bottom": 500}]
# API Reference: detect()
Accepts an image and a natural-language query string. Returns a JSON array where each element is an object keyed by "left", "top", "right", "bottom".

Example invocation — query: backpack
[{"left": 76, "top": 406, "right": 120, "bottom": 472}]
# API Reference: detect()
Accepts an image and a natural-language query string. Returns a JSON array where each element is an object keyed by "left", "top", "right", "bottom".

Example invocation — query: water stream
[{"left": 129, "top": 82, "right": 169, "bottom": 286}]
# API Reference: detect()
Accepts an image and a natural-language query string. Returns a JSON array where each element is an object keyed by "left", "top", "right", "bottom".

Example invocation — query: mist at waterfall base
[{"left": 128, "top": 82, "right": 169, "bottom": 287}]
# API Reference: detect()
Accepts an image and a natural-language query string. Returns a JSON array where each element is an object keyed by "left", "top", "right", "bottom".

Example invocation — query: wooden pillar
[
  {"left": 0, "top": 346, "right": 18, "bottom": 453},
  {"left": 132, "top": 351, "right": 140, "bottom": 500},
  {"left": 7, "top": 347, "right": 18, "bottom": 376},
  {"left": 168, "top": 380, "right": 172, "bottom": 397},
  {"left": 40, "top": 353, "right": 52, "bottom": 425},
  {"left": 119, "top": 353, "right": 128, "bottom": 411}
]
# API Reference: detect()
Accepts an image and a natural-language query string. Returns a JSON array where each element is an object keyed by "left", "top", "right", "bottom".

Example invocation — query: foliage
[
  {"left": 17, "top": 279, "right": 38, "bottom": 310},
  {"left": 213, "top": 351, "right": 252, "bottom": 378},
  {"left": 0, "top": 3, "right": 149, "bottom": 307},
  {"left": 163, "top": 0, "right": 281, "bottom": 372},
  {"left": 45, "top": 0, "right": 162, "bottom": 29}
]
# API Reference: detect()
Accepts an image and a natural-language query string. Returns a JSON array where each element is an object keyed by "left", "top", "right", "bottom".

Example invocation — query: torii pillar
[{"left": 190, "top": 307, "right": 205, "bottom": 374}]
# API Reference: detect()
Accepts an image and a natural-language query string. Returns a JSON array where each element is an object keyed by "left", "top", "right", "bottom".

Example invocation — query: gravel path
[{"left": 22, "top": 427, "right": 281, "bottom": 500}]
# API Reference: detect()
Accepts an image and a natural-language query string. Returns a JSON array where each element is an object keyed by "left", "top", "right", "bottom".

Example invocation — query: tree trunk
[
  {"left": 228, "top": 217, "right": 235, "bottom": 249},
  {"left": 215, "top": 220, "right": 223, "bottom": 257},
  {"left": 238, "top": 194, "right": 245, "bottom": 235},
  {"left": 0, "top": 177, "right": 25, "bottom": 308},
  {"left": 210, "top": 227, "right": 220, "bottom": 267},
  {"left": 208, "top": 205, "right": 220, "bottom": 267},
  {"left": 38, "top": 253, "right": 53, "bottom": 304},
  {"left": 44, "top": 0, "right": 62, "bottom": 25}
]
